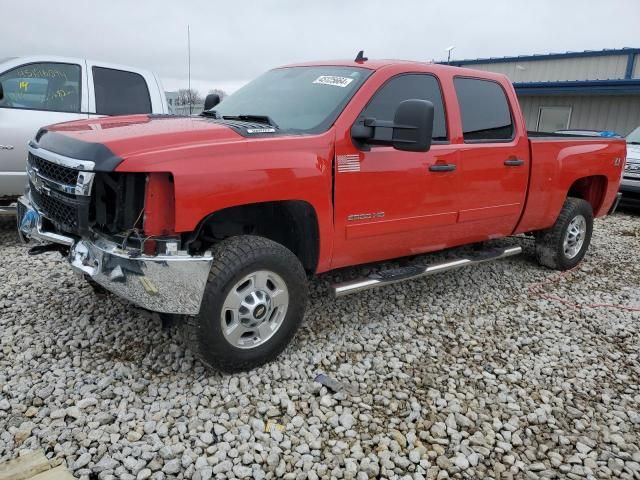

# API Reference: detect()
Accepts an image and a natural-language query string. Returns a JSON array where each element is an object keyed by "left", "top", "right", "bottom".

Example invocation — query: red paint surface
[
  {"left": 144, "top": 173, "right": 175, "bottom": 236},
  {"left": 47, "top": 61, "right": 626, "bottom": 273}
]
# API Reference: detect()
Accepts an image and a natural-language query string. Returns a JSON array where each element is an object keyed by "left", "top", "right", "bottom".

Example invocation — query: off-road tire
[
  {"left": 183, "top": 235, "right": 308, "bottom": 373},
  {"left": 534, "top": 197, "right": 593, "bottom": 271}
]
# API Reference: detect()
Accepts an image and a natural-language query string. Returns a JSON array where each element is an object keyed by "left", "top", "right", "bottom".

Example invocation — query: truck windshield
[
  {"left": 213, "top": 66, "right": 371, "bottom": 134},
  {"left": 627, "top": 126, "right": 640, "bottom": 144}
]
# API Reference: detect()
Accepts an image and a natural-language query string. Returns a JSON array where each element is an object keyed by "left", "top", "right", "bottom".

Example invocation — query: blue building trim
[
  {"left": 447, "top": 48, "right": 640, "bottom": 66},
  {"left": 515, "top": 79, "right": 640, "bottom": 96},
  {"left": 625, "top": 53, "right": 636, "bottom": 79}
]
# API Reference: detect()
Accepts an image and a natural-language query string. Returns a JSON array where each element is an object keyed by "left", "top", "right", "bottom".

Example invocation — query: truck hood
[{"left": 34, "top": 114, "right": 248, "bottom": 171}]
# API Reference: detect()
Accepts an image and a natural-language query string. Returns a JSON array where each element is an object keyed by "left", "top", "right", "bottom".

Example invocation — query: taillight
[{"left": 143, "top": 173, "right": 176, "bottom": 236}]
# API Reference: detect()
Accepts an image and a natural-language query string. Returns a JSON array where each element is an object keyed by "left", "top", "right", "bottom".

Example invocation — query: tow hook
[{"left": 28, "top": 243, "right": 70, "bottom": 256}]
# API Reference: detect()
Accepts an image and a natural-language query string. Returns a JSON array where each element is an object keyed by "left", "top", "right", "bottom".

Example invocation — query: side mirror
[
  {"left": 0, "top": 82, "right": 4, "bottom": 102},
  {"left": 392, "top": 99, "right": 434, "bottom": 152},
  {"left": 351, "top": 99, "right": 435, "bottom": 152},
  {"left": 204, "top": 93, "right": 220, "bottom": 111}
]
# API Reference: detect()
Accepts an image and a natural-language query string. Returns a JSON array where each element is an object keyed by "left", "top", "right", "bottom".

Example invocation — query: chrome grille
[
  {"left": 29, "top": 153, "right": 79, "bottom": 185},
  {"left": 26, "top": 146, "right": 96, "bottom": 234},
  {"left": 624, "top": 162, "right": 640, "bottom": 180},
  {"left": 30, "top": 182, "right": 78, "bottom": 228}
]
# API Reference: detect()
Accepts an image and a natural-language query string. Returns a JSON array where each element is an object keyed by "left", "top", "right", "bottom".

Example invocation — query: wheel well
[
  {"left": 186, "top": 201, "right": 320, "bottom": 273},
  {"left": 567, "top": 175, "right": 607, "bottom": 214}
]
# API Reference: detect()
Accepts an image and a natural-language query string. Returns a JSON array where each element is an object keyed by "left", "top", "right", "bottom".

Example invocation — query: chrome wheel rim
[
  {"left": 563, "top": 214, "right": 587, "bottom": 259},
  {"left": 220, "top": 270, "right": 289, "bottom": 349}
]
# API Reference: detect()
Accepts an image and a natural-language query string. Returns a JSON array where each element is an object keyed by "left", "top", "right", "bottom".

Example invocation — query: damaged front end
[{"left": 17, "top": 143, "right": 212, "bottom": 315}]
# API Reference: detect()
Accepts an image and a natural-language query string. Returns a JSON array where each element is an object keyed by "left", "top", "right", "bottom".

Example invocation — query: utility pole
[
  {"left": 188, "top": 25, "right": 192, "bottom": 115},
  {"left": 446, "top": 46, "right": 455, "bottom": 65}
]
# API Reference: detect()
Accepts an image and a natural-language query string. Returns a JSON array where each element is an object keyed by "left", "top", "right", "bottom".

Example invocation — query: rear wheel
[
  {"left": 534, "top": 197, "right": 593, "bottom": 271},
  {"left": 183, "top": 235, "right": 308, "bottom": 372}
]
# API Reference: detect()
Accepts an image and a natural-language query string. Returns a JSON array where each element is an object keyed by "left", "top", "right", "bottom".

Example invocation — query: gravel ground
[{"left": 1, "top": 213, "right": 639, "bottom": 480}]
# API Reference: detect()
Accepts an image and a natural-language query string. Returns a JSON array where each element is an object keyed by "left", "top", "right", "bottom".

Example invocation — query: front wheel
[
  {"left": 534, "top": 197, "right": 593, "bottom": 271},
  {"left": 183, "top": 235, "right": 308, "bottom": 372}
]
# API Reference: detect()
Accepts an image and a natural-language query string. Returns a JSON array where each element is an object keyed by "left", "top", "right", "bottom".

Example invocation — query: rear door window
[
  {"left": 361, "top": 74, "right": 448, "bottom": 141},
  {"left": 93, "top": 67, "right": 152, "bottom": 115},
  {"left": 454, "top": 77, "right": 514, "bottom": 142},
  {"left": 0, "top": 62, "right": 81, "bottom": 112}
]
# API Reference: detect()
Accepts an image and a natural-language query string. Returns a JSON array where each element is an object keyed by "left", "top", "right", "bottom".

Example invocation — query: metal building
[{"left": 448, "top": 48, "right": 640, "bottom": 135}]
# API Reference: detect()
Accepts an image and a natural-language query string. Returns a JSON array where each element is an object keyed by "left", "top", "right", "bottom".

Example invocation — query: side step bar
[{"left": 332, "top": 245, "right": 522, "bottom": 297}]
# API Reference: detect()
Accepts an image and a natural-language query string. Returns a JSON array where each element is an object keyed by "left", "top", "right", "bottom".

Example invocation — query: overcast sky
[{"left": 2, "top": 0, "right": 639, "bottom": 94}]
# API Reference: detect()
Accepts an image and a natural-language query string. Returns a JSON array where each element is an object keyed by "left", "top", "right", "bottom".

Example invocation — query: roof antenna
[{"left": 354, "top": 50, "right": 368, "bottom": 63}]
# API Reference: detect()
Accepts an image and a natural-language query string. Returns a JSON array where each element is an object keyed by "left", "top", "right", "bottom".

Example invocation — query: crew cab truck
[
  {"left": 0, "top": 55, "right": 169, "bottom": 213},
  {"left": 17, "top": 57, "right": 625, "bottom": 372}
]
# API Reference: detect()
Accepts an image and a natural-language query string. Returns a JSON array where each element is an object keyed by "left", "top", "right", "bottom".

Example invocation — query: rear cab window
[
  {"left": 0, "top": 62, "right": 82, "bottom": 113},
  {"left": 360, "top": 73, "right": 448, "bottom": 142},
  {"left": 454, "top": 77, "right": 514, "bottom": 142},
  {"left": 92, "top": 67, "right": 152, "bottom": 115}
]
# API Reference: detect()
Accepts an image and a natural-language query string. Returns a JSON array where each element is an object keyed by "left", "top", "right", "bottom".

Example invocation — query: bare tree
[
  {"left": 176, "top": 88, "right": 202, "bottom": 106},
  {"left": 208, "top": 88, "right": 228, "bottom": 100}
]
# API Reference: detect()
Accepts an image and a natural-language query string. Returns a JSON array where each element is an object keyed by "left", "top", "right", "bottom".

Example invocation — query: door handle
[
  {"left": 504, "top": 158, "right": 525, "bottom": 166},
  {"left": 429, "top": 163, "right": 456, "bottom": 172}
]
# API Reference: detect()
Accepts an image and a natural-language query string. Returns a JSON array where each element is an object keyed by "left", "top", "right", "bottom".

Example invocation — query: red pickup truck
[{"left": 17, "top": 56, "right": 625, "bottom": 371}]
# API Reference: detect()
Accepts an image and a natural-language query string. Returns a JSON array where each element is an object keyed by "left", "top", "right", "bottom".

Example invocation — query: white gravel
[{"left": 1, "top": 212, "right": 639, "bottom": 479}]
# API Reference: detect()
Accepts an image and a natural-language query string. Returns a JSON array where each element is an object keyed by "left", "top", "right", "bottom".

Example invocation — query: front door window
[{"left": 0, "top": 62, "right": 81, "bottom": 113}]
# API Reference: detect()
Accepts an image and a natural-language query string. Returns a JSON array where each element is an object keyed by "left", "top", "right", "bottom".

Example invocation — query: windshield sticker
[
  {"left": 247, "top": 128, "right": 276, "bottom": 134},
  {"left": 313, "top": 76, "right": 354, "bottom": 88},
  {"left": 14, "top": 67, "right": 68, "bottom": 80}
]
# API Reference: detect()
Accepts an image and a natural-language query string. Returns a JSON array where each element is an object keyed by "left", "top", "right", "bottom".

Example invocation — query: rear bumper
[
  {"left": 0, "top": 171, "right": 27, "bottom": 199},
  {"left": 0, "top": 203, "right": 17, "bottom": 216},
  {"left": 17, "top": 195, "right": 212, "bottom": 315},
  {"left": 619, "top": 178, "right": 640, "bottom": 207}
]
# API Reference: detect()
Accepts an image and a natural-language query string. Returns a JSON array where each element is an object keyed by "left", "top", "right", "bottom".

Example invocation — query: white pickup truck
[{"left": 0, "top": 56, "right": 169, "bottom": 213}]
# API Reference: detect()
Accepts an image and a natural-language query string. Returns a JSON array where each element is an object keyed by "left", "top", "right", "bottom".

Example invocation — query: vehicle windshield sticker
[
  {"left": 246, "top": 128, "right": 276, "bottom": 134},
  {"left": 313, "top": 76, "right": 354, "bottom": 88},
  {"left": 14, "top": 67, "right": 68, "bottom": 80}
]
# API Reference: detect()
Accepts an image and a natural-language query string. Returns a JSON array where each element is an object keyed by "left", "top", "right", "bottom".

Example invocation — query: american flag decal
[{"left": 337, "top": 154, "right": 360, "bottom": 173}]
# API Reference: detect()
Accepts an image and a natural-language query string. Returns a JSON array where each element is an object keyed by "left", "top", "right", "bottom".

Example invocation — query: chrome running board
[{"left": 332, "top": 245, "right": 522, "bottom": 297}]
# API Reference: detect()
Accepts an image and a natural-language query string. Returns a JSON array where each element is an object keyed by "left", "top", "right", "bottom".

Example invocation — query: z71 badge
[{"left": 347, "top": 212, "right": 385, "bottom": 221}]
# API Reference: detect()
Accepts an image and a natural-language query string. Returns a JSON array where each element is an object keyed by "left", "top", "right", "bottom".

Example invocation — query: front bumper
[{"left": 17, "top": 195, "right": 212, "bottom": 315}]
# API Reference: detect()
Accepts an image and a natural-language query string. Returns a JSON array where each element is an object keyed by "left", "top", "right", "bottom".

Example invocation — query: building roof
[
  {"left": 516, "top": 79, "right": 640, "bottom": 96},
  {"left": 441, "top": 48, "right": 640, "bottom": 95},
  {"left": 447, "top": 48, "right": 640, "bottom": 66}
]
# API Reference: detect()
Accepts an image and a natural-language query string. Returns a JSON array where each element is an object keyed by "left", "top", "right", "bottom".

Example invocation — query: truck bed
[{"left": 514, "top": 134, "right": 626, "bottom": 234}]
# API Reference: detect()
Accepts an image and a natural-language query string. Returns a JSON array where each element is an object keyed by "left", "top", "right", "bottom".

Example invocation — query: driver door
[{"left": 332, "top": 73, "right": 461, "bottom": 268}]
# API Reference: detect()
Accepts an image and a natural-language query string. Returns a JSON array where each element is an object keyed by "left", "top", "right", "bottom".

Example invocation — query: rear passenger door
[
  {"left": 454, "top": 77, "right": 529, "bottom": 238},
  {"left": 87, "top": 64, "right": 153, "bottom": 117}
]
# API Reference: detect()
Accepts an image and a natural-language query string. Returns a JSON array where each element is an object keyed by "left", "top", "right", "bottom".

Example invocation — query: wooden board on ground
[
  {"left": 0, "top": 451, "right": 74, "bottom": 480},
  {"left": 30, "top": 466, "right": 75, "bottom": 480}
]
